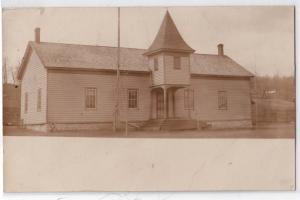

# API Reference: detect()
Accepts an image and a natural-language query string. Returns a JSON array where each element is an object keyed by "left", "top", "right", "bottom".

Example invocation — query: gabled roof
[
  {"left": 17, "top": 41, "right": 253, "bottom": 80},
  {"left": 144, "top": 11, "right": 195, "bottom": 56},
  {"left": 190, "top": 54, "right": 254, "bottom": 77},
  {"left": 30, "top": 42, "right": 148, "bottom": 71}
]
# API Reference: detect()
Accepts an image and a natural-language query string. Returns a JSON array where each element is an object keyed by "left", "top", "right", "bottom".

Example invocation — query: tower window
[
  {"left": 154, "top": 57, "right": 159, "bottom": 71},
  {"left": 24, "top": 92, "right": 28, "bottom": 113},
  {"left": 37, "top": 88, "right": 42, "bottom": 112},
  {"left": 174, "top": 56, "right": 181, "bottom": 69}
]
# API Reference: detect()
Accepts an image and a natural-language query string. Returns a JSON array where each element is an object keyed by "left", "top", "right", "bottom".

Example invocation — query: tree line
[{"left": 254, "top": 76, "right": 295, "bottom": 101}]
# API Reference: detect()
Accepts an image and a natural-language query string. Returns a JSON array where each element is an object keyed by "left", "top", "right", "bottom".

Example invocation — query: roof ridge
[
  {"left": 30, "top": 42, "right": 236, "bottom": 58},
  {"left": 193, "top": 53, "right": 219, "bottom": 56},
  {"left": 24, "top": 41, "right": 253, "bottom": 78},
  {"left": 30, "top": 41, "right": 147, "bottom": 51}
]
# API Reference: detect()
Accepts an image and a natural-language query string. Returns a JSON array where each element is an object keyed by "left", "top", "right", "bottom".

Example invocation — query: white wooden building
[{"left": 17, "top": 11, "right": 254, "bottom": 132}]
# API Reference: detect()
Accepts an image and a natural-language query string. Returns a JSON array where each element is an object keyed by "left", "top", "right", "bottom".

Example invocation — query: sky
[{"left": 2, "top": 6, "right": 295, "bottom": 83}]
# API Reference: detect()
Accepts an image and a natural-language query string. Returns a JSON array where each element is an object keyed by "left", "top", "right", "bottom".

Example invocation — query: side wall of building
[
  {"left": 174, "top": 76, "right": 252, "bottom": 128},
  {"left": 3, "top": 84, "right": 21, "bottom": 125},
  {"left": 164, "top": 53, "right": 190, "bottom": 85},
  {"left": 47, "top": 70, "right": 151, "bottom": 130},
  {"left": 20, "top": 49, "right": 47, "bottom": 128}
]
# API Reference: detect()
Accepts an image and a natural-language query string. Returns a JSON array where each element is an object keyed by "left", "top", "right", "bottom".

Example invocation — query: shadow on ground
[{"left": 3, "top": 122, "right": 295, "bottom": 138}]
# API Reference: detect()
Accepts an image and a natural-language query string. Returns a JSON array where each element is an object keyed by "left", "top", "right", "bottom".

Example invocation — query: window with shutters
[
  {"left": 184, "top": 89, "right": 194, "bottom": 110},
  {"left": 85, "top": 88, "right": 97, "bottom": 110},
  {"left": 218, "top": 91, "right": 227, "bottom": 110},
  {"left": 37, "top": 88, "right": 42, "bottom": 112},
  {"left": 128, "top": 89, "right": 138, "bottom": 108}
]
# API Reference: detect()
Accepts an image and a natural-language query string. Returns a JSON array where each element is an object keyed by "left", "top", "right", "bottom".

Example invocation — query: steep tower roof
[{"left": 144, "top": 11, "right": 195, "bottom": 56}]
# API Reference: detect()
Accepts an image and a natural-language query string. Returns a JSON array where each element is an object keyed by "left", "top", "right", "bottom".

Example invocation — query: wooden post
[
  {"left": 113, "top": 7, "right": 121, "bottom": 132},
  {"left": 3, "top": 58, "right": 7, "bottom": 84},
  {"left": 187, "top": 88, "right": 191, "bottom": 119},
  {"left": 172, "top": 89, "right": 176, "bottom": 118},
  {"left": 163, "top": 87, "right": 167, "bottom": 119},
  {"left": 166, "top": 89, "right": 169, "bottom": 118},
  {"left": 149, "top": 90, "right": 153, "bottom": 119}
]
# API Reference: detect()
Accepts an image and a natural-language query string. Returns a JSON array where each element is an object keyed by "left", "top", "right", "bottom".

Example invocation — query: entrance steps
[
  {"left": 140, "top": 119, "right": 165, "bottom": 131},
  {"left": 141, "top": 118, "right": 209, "bottom": 131}
]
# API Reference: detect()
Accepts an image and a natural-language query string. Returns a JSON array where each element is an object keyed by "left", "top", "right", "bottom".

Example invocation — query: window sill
[
  {"left": 85, "top": 108, "right": 97, "bottom": 112},
  {"left": 184, "top": 108, "right": 194, "bottom": 111},
  {"left": 128, "top": 107, "right": 139, "bottom": 111}
]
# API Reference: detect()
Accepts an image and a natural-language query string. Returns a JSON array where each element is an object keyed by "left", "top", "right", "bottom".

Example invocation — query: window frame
[
  {"left": 127, "top": 88, "right": 139, "bottom": 109},
  {"left": 218, "top": 91, "right": 228, "bottom": 110},
  {"left": 85, "top": 87, "right": 97, "bottom": 110},
  {"left": 173, "top": 56, "right": 181, "bottom": 70},
  {"left": 184, "top": 88, "right": 194, "bottom": 110},
  {"left": 37, "top": 88, "right": 42, "bottom": 112}
]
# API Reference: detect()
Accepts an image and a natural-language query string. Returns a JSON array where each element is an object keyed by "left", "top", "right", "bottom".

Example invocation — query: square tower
[{"left": 144, "top": 11, "right": 195, "bottom": 86}]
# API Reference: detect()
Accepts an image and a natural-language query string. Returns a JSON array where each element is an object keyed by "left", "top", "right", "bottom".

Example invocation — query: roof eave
[
  {"left": 46, "top": 66, "right": 150, "bottom": 75},
  {"left": 143, "top": 48, "right": 195, "bottom": 56},
  {"left": 17, "top": 41, "right": 47, "bottom": 80},
  {"left": 17, "top": 42, "right": 33, "bottom": 80},
  {"left": 191, "top": 73, "right": 254, "bottom": 78}
]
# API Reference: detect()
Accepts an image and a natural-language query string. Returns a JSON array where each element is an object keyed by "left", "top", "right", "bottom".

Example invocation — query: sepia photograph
[{"left": 2, "top": 6, "right": 295, "bottom": 192}]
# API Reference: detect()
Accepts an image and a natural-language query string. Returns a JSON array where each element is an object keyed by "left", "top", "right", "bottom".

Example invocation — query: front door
[{"left": 156, "top": 92, "right": 164, "bottom": 119}]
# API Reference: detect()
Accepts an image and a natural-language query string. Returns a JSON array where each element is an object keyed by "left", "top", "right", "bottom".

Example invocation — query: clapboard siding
[
  {"left": 175, "top": 77, "right": 252, "bottom": 121},
  {"left": 164, "top": 54, "right": 190, "bottom": 85},
  {"left": 150, "top": 53, "right": 191, "bottom": 86},
  {"left": 20, "top": 50, "right": 47, "bottom": 124},
  {"left": 47, "top": 71, "right": 151, "bottom": 123}
]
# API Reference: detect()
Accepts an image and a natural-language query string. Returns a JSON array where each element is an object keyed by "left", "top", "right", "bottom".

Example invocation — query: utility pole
[
  {"left": 113, "top": 7, "right": 121, "bottom": 132},
  {"left": 11, "top": 70, "right": 16, "bottom": 85},
  {"left": 3, "top": 58, "right": 7, "bottom": 84}
]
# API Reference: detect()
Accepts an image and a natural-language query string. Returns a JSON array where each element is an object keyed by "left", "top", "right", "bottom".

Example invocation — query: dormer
[{"left": 144, "top": 11, "right": 195, "bottom": 86}]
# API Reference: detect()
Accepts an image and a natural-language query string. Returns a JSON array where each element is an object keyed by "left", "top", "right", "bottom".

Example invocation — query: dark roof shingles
[
  {"left": 145, "top": 11, "right": 194, "bottom": 55},
  {"left": 30, "top": 42, "right": 253, "bottom": 77}
]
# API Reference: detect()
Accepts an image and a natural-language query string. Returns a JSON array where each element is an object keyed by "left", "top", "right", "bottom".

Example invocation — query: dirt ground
[{"left": 3, "top": 122, "right": 295, "bottom": 138}]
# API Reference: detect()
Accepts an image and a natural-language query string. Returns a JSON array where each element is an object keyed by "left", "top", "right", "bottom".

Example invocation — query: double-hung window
[
  {"left": 128, "top": 89, "right": 138, "bottom": 109},
  {"left": 218, "top": 91, "right": 227, "bottom": 110},
  {"left": 85, "top": 88, "right": 97, "bottom": 110}
]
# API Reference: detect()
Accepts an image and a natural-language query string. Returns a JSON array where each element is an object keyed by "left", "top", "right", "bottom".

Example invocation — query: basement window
[
  {"left": 128, "top": 89, "right": 138, "bottom": 108},
  {"left": 37, "top": 88, "right": 42, "bottom": 112},
  {"left": 174, "top": 56, "right": 181, "bottom": 69},
  {"left": 184, "top": 89, "right": 194, "bottom": 110},
  {"left": 85, "top": 88, "right": 97, "bottom": 110},
  {"left": 218, "top": 91, "right": 227, "bottom": 110}
]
